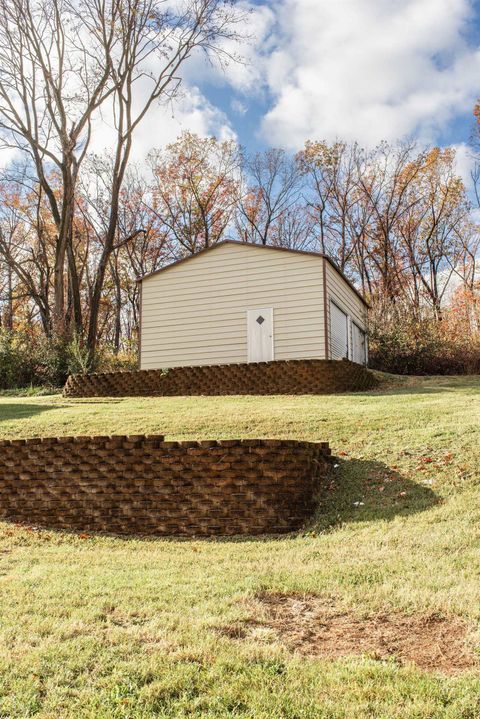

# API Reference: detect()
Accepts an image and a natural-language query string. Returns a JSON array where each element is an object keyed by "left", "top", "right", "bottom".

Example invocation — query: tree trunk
[
  {"left": 67, "top": 239, "right": 83, "bottom": 335},
  {"left": 5, "top": 264, "right": 13, "bottom": 330},
  {"left": 53, "top": 170, "right": 76, "bottom": 338},
  {"left": 112, "top": 258, "right": 122, "bottom": 354}
]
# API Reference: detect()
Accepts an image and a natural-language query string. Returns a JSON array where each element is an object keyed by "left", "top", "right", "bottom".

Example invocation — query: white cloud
[
  {"left": 231, "top": 98, "right": 248, "bottom": 116},
  {"left": 0, "top": 147, "right": 18, "bottom": 171},
  {"left": 0, "top": 83, "right": 235, "bottom": 172},
  {"left": 257, "top": 0, "right": 480, "bottom": 149},
  {"left": 2, "top": 0, "right": 479, "bottom": 169},
  {"left": 92, "top": 86, "right": 236, "bottom": 162},
  {"left": 452, "top": 142, "right": 476, "bottom": 188},
  {"left": 183, "top": 1, "right": 276, "bottom": 94},
  {"left": 134, "top": 89, "right": 236, "bottom": 158}
]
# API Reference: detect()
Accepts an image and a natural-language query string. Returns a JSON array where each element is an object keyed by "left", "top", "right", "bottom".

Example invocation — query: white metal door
[
  {"left": 352, "top": 322, "right": 367, "bottom": 365},
  {"left": 247, "top": 308, "right": 274, "bottom": 363},
  {"left": 329, "top": 301, "right": 349, "bottom": 359}
]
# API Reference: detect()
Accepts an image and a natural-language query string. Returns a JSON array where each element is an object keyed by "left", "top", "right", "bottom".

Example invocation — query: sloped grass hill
[{"left": 1, "top": 376, "right": 480, "bottom": 718}]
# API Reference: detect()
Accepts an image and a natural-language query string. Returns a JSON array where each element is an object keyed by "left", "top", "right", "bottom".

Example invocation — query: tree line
[
  {"left": 1, "top": 131, "right": 479, "bottom": 370},
  {"left": 0, "top": 0, "right": 479, "bottom": 382}
]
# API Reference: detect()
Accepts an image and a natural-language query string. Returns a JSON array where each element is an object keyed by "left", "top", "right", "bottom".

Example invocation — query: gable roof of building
[{"left": 138, "top": 239, "right": 369, "bottom": 308}]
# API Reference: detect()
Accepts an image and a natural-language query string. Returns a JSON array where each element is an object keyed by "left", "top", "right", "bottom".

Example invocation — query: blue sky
[
  {"left": 94, "top": 0, "right": 480, "bottom": 193},
  {"left": 169, "top": 0, "right": 480, "bottom": 165},
  {"left": 1, "top": 0, "right": 478, "bottom": 178}
]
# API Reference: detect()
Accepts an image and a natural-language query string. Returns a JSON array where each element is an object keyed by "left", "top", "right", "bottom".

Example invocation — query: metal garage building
[{"left": 138, "top": 241, "right": 369, "bottom": 369}]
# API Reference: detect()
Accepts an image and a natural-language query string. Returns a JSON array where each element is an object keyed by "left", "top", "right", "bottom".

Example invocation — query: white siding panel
[{"left": 140, "top": 243, "right": 327, "bottom": 368}]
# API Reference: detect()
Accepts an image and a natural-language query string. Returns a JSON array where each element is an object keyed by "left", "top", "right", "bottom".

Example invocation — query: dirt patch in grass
[{"left": 219, "top": 593, "right": 478, "bottom": 674}]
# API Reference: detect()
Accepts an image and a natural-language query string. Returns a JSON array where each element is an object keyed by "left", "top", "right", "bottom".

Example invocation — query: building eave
[{"left": 136, "top": 240, "right": 370, "bottom": 308}]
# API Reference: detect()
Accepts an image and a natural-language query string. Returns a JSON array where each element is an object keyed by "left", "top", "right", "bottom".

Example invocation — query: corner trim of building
[
  {"left": 323, "top": 257, "right": 329, "bottom": 360},
  {"left": 138, "top": 281, "right": 143, "bottom": 370}
]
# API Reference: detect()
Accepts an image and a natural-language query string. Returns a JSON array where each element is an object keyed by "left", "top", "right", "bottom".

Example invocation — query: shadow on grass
[
  {"left": 0, "top": 403, "right": 57, "bottom": 423},
  {"left": 310, "top": 457, "right": 440, "bottom": 534}
]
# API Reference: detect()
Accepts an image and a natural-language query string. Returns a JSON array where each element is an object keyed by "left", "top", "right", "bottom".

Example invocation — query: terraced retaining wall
[
  {"left": 64, "top": 358, "right": 377, "bottom": 397},
  {"left": 0, "top": 435, "right": 332, "bottom": 536}
]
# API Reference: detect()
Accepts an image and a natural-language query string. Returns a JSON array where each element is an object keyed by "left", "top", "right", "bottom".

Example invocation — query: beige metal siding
[
  {"left": 325, "top": 262, "right": 368, "bottom": 361},
  {"left": 140, "top": 243, "right": 327, "bottom": 368}
]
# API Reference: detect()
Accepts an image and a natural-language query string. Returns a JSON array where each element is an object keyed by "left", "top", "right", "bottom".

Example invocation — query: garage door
[
  {"left": 352, "top": 322, "right": 367, "bottom": 365},
  {"left": 330, "top": 301, "right": 349, "bottom": 359}
]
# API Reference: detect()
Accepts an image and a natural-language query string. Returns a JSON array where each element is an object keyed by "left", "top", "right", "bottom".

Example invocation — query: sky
[
  {"left": 1, "top": 0, "right": 479, "bottom": 186},
  {"left": 132, "top": 0, "right": 480, "bottom": 184}
]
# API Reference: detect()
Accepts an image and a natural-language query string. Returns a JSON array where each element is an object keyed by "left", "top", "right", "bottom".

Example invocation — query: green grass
[{"left": 1, "top": 376, "right": 480, "bottom": 718}]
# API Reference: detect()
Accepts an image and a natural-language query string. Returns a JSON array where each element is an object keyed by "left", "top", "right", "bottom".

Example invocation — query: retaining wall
[
  {"left": 0, "top": 435, "right": 331, "bottom": 536},
  {"left": 64, "top": 358, "right": 377, "bottom": 397}
]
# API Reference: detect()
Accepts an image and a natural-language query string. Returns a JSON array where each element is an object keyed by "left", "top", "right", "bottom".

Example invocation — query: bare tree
[
  {"left": 397, "top": 148, "right": 470, "bottom": 316},
  {"left": 267, "top": 204, "right": 315, "bottom": 250},
  {"left": 0, "top": 207, "right": 18, "bottom": 331},
  {"left": 298, "top": 141, "right": 372, "bottom": 274},
  {"left": 107, "top": 168, "right": 165, "bottom": 352},
  {"left": 354, "top": 141, "right": 427, "bottom": 303},
  {"left": 0, "top": 0, "right": 117, "bottom": 332},
  {"left": 0, "top": 176, "right": 54, "bottom": 333},
  {"left": 148, "top": 131, "right": 242, "bottom": 256},
  {"left": 0, "top": 0, "right": 245, "bottom": 362},
  {"left": 236, "top": 149, "right": 302, "bottom": 245}
]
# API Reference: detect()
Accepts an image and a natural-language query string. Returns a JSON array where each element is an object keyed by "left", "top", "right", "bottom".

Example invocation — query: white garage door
[
  {"left": 352, "top": 322, "right": 367, "bottom": 365},
  {"left": 247, "top": 307, "right": 274, "bottom": 362},
  {"left": 330, "top": 301, "right": 349, "bottom": 360}
]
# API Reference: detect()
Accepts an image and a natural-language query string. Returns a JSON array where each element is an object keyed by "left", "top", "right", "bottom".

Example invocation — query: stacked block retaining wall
[
  {"left": 64, "top": 359, "right": 377, "bottom": 397},
  {"left": 0, "top": 435, "right": 331, "bottom": 536}
]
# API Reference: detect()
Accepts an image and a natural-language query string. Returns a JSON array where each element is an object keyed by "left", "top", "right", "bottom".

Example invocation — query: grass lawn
[{"left": 1, "top": 376, "right": 480, "bottom": 718}]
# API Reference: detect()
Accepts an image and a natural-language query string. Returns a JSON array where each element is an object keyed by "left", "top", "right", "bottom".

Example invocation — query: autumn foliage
[{"left": 1, "top": 132, "right": 480, "bottom": 385}]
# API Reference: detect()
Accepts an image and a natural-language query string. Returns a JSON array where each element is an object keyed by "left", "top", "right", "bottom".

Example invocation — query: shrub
[
  {"left": 0, "top": 329, "right": 139, "bottom": 389},
  {"left": 368, "top": 299, "right": 480, "bottom": 375},
  {"left": 95, "top": 342, "right": 138, "bottom": 373},
  {"left": 0, "top": 330, "right": 68, "bottom": 389},
  {"left": 0, "top": 330, "right": 39, "bottom": 389}
]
